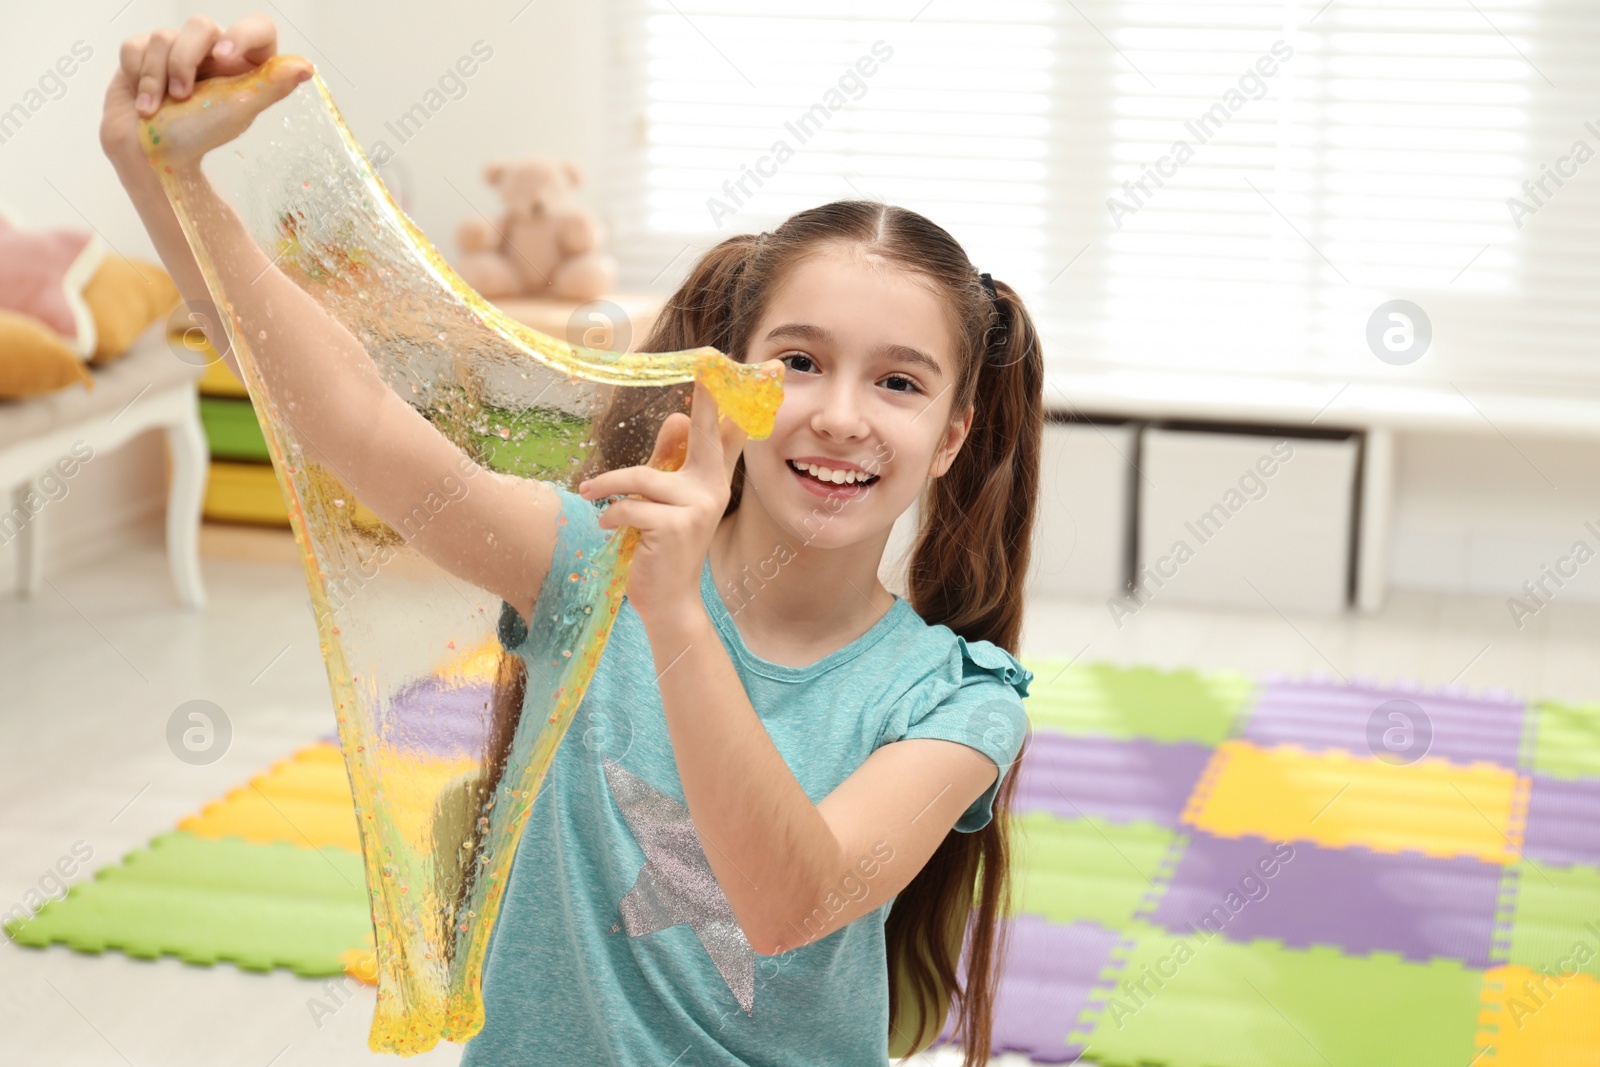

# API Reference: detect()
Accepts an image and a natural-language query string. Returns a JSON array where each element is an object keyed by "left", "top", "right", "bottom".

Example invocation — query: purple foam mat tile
[
  {"left": 1014, "top": 734, "right": 1213, "bottom": 826},
  {"left": 1254, "top": 671, "right": 1519, "bottom": 704},
  {"left": 1349, "top": 674, "right": 1520, "bottom": 704},
  {"left": 1146, "top": 830, "right": 1503, "bottom": 967},
  {"left": 1524, "top": 773, "right": 1600, "bottom": 869},
  {"left": 932, "top": 916, "right": 1122, "bottom": 1064},
  {"left": 380, "top": 677, "right": 496, "bottom": 758},
  {"left": 1239, "top": 677, "right": 1525, "bottom": 768}
]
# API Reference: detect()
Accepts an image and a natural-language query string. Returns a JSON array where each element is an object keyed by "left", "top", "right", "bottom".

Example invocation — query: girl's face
[{"left": 739, "top": 244, "right": 973, "bottom": 548}]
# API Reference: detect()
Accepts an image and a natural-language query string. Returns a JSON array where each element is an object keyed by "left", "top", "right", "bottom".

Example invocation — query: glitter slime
[{"left": 140, "top": 56, "right": 781, "bottom": 1054}]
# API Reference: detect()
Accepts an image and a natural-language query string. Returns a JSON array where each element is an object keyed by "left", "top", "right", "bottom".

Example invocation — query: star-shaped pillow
[{"left": 0, "top": 213, "right": 104, "bottom": 359}]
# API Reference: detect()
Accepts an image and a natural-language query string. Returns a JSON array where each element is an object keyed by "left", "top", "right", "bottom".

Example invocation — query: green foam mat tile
[
  {"left": 1505, "top": 861, "right": 1600, "bottom": 981},
  {"left": 1527, "top": 699, "right": 1600, "bottom": 780},
  {"left": 1017, "top": 659, "right": 1255, "bottom": 745},
  {"left": 3, "top": 831, "right": 370, "bottom": 976},
  {"left": 469, "top": 403, "right": 589, "bottom": 478},
  {"left": 1074, "top": 927, "right": 1484, "bottom": 1067},
  {"left": 1011, "top": 812, "right": 1181, "bottom": 930}
]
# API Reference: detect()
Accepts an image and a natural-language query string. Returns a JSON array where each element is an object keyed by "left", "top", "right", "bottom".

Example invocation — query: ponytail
[
  {"left": 885, "top": 276, "right": 1042, "bottom": 1064},
  {"left": 910, "top": 276, "right": 1041, "bottom": 647}
]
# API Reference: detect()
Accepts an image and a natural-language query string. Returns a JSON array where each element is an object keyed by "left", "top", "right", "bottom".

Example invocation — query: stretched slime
[{"left": 139, "top": 56, "right": 782, "bottom": 1053}]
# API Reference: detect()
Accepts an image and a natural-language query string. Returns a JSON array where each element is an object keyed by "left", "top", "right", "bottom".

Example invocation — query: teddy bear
[{"left": 453, "top": 156, "right": 615, "bottom": 303}]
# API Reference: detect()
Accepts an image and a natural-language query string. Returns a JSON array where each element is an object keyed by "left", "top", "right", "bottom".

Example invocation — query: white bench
[{"left": 0, "top": 323, "right": 208, "bottom": 608}]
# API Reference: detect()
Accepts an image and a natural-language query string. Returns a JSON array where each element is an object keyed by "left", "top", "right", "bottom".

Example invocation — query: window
[{"left": 604, "top": 0, "right": 1600, "bottom": 392}]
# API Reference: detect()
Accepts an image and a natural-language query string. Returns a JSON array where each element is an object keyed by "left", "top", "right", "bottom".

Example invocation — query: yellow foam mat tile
[
  {"left": 181, "top": 741, "right": 476, "bottom": 855},
  {"left": 368, "top": 752, "right": 479, "bottom": 846},
  {"left": 1476, "top": 966, "right": 1600, "bottom": 1066},
  {"left": 181, "top": 742, "right": 360, "bottom": 851},
  {"left": 1183, "top": 740, "right": 1529, "bottom": 865},
  {"left": 342, "top": 941, "right": 381, "bottom": 986},
  {"left": 430, "top": 634, "right": 503, "bottom": 688}
]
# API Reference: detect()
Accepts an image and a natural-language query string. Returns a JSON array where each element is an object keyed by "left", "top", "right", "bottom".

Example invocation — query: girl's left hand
[{"left": 577, "top": 377, "right": 750, "bottom": 631}]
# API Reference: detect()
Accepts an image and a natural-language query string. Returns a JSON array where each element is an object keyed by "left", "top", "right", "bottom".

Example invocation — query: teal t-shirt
[{"left": 460, "top": 485, "right": 1033, "bottom": 1067}]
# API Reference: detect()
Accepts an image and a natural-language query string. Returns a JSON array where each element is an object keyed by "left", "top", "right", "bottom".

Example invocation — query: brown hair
[{"left": 616, "top": 200, "right": 1045, "bottom": 1063}]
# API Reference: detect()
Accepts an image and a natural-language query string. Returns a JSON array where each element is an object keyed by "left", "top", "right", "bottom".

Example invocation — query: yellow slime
[{"left": 140, "top": 56, "right": 781, "bottom": 1054}]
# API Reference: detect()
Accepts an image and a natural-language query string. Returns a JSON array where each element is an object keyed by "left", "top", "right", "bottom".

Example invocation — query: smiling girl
[{"left": 104, "top": 16, "right": 1043, "bottom": 1067}]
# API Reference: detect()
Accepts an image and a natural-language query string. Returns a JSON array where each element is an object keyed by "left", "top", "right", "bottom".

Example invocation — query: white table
[{"left": 0, "top": 323, "right": 208, "bottom": 608}]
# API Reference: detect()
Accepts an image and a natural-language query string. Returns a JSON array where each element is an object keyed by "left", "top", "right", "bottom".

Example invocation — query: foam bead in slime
[{"left": 138, "top": 55, "right": 782, "bottom": 1054}]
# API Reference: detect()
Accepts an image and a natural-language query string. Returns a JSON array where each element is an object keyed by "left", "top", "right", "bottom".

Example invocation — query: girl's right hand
[{"left": 101, "top": 13, "right": 280, "bottom": 169}]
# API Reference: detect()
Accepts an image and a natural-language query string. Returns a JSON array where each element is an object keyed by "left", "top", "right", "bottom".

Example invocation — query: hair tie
[{"left": 977, "top": 272, "right": 1009, "bottom": 360}]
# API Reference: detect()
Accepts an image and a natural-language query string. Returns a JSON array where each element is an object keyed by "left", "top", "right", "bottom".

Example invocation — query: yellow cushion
[
  {"left": 0, "top": 309, "right": 92, "bottom": 399},
  {"left": 82, "top": 256, "right": 181, "bottom": 366}
]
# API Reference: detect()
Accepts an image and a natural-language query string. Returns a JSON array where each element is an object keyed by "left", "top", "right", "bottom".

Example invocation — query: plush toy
[
  {"left": 0, "top": 214, "right": 104, "bottom": 359},
  {"left": 85, "top": 255, "right": 181, "bottom": 366},
  {"left": 0, "top": 311, "right": 94, "bottom": 398},
  {"left": 0, "top": 207, "right": 180, "bottom": 398},
  {"left": 453, "top": 156, "right": 615, "bottom": 303}
]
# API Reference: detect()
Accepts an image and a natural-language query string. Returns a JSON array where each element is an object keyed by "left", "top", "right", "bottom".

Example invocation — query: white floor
[{"left": 2, "top": 523, "right": 1596, "bottom": 1066}]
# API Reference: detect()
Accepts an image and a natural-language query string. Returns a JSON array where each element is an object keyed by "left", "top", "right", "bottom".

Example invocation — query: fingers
[
  {"left": 579, "top": 383, "right": 744, "bottom": 513},
  {"left": 594, "top": 496, "right": 680, "bottom": 533},
  {"left": 579, "top": 463, "right": 694, "bottom": 508},
  {"left": 123, "top": 13, "right": 279, "bottom": 119},
  {"left": 647, "top": 412, "right": 691, "bottom": 473},
  {"left": 134, "top": 27, "right": 175, "bottom": 116},
  {"left": 222, "top": 12, "right": 280, "bottom": 66},
  {"left": 719, "top": 392, "right": 750, "bottom": 476},
  {"left": 684, "top": 378, "right": 726, "bottom": 475},
  {"left": 686, "top": 378, "right": 748, "bottom": 483},
  {"left": 165, "top": 16, "right": 223, "bottom": 100},
  {"left": 109, "top": 36, "right": 147, "bottom": 120},
  {"left": 118, "top": 34, "right": 148, "bottom": 89}
]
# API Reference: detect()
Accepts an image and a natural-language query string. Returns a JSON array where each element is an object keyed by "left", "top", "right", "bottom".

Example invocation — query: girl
[{"left": 104, "top": 16, "right": 1043, "bottom": 1066}]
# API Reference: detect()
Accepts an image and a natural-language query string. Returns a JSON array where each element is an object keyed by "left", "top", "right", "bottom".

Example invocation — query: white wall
[
  {"left": 2, "top": 0, "right": 612, "bottom": 265},
  {"left": 1390, "top": 432, "right": 1600, "bottom": 607},
  {"left": 274, "top": 0, "right": 612, "bottom": 248},
  {"left": 1, "top": 0, "right": 612, "bottom": 581}
]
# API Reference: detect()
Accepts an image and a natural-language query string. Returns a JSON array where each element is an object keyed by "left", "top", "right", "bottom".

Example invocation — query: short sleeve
[
  {"left": 895, "top": 636, "right": 1034, "bottom": 833},
  {"left": 497, "top": 481, "right": 610, "bottom": 654}
]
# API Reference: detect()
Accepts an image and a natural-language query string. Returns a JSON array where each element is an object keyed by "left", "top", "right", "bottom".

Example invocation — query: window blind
[{"left": 602, "top": 0, "right": 1600, "bottom": 393}]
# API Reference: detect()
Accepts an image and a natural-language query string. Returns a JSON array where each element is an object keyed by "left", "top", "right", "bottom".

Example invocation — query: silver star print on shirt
[{"left": 602, "top": 757, "right": 756, "bottom": 1016}]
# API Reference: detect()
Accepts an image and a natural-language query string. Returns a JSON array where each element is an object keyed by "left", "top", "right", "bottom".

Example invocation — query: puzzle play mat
[
  {"left": 133, "top": 54, "right": 782, "bottom": 1053},
  {"left": 9, "top": 653, "right": 1598, "bottom": 1066}
]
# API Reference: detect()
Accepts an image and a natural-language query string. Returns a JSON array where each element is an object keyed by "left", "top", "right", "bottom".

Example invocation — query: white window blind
[{"left": 603, "top": 0, "right": 1600, "bottom": 393}]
